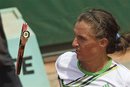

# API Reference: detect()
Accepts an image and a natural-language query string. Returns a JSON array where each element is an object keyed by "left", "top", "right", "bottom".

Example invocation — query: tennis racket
[{"left": 16, "top": 23, "right": 30, "bottom": 75}]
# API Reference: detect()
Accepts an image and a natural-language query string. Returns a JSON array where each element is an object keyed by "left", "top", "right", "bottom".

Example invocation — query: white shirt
[{"left": 55, "top": 51, "right": 130, "bottom": 87}]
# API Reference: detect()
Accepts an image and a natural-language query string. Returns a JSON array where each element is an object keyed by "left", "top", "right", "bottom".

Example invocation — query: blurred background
[{"left": 0, "top": 0, "right": 130, "bottom": 87}]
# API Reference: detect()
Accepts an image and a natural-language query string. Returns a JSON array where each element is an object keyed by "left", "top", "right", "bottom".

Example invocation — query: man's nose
[{"left": 72, "top": 38, "right": 79, "bottom": 48}]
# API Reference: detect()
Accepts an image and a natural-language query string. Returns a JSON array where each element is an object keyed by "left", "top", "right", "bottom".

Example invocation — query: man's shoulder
[
  {"left": 56, "top": 51, "right": 77, "bottom": 63},
  {"left": 59, "top": 51, "right": 76, "bottom": 58},
  {"left": 112, "top": 61, "right": 130, "bottom": 72},
  {"left": 55, "top": 51, "right": 77, "bottom": 67},
  {"left": 112, "top": 61, "right": 130, "bottom": 81},
  {"left": 55, "top": 51, "right": 83, "bottom": 84}
]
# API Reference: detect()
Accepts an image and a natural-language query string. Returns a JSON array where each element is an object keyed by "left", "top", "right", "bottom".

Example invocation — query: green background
[{"left": 0, "top": 0, "right": 130, "bottom": 47}]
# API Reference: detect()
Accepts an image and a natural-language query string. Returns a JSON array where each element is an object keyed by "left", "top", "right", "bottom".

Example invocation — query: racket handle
[{"left": 16, "top": 57, "right": 23, "bottom": 75}]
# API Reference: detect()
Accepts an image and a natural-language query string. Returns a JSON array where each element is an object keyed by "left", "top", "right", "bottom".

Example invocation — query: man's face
[{"left": 72, "top": 21, "right": 104, "bottom": 62}]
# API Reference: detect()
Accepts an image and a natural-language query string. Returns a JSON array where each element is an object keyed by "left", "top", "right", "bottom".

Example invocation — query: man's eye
[{"left": 78, "top": 36, "right": 86, "bottom": 41}]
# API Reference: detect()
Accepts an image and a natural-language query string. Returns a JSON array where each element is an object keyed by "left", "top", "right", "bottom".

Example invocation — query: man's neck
[{"left": 80, "top": 55, "right": 109, "bottom": 73}]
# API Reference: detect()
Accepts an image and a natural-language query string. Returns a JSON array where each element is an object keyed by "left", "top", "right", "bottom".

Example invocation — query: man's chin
[{"left": 76, "top": 54, "right": 81, "bottom": 60}]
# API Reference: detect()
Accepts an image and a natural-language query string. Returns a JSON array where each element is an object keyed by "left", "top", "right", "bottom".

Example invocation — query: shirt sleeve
[{"left": 125, "top": 69, "right": 130, "bottom": 86}]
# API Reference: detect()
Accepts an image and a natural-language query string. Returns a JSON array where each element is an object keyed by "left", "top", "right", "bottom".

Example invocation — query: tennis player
[{"left": 55, "top": 8, "right": 130, "bottom": 87}]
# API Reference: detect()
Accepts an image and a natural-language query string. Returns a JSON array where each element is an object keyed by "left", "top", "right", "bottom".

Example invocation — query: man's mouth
[{"left": 76, "top": 49, "right": 80, "bottom": 54}]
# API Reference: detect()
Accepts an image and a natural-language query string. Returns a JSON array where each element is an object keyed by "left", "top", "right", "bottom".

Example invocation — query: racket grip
[{"left": 16, "top": 57, "right": 23, "bottom": 75}]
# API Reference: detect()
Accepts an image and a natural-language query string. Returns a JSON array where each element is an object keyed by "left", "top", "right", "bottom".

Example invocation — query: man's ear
[{"left": 98, "top": 38, "right": 108, "bottom": 48}]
